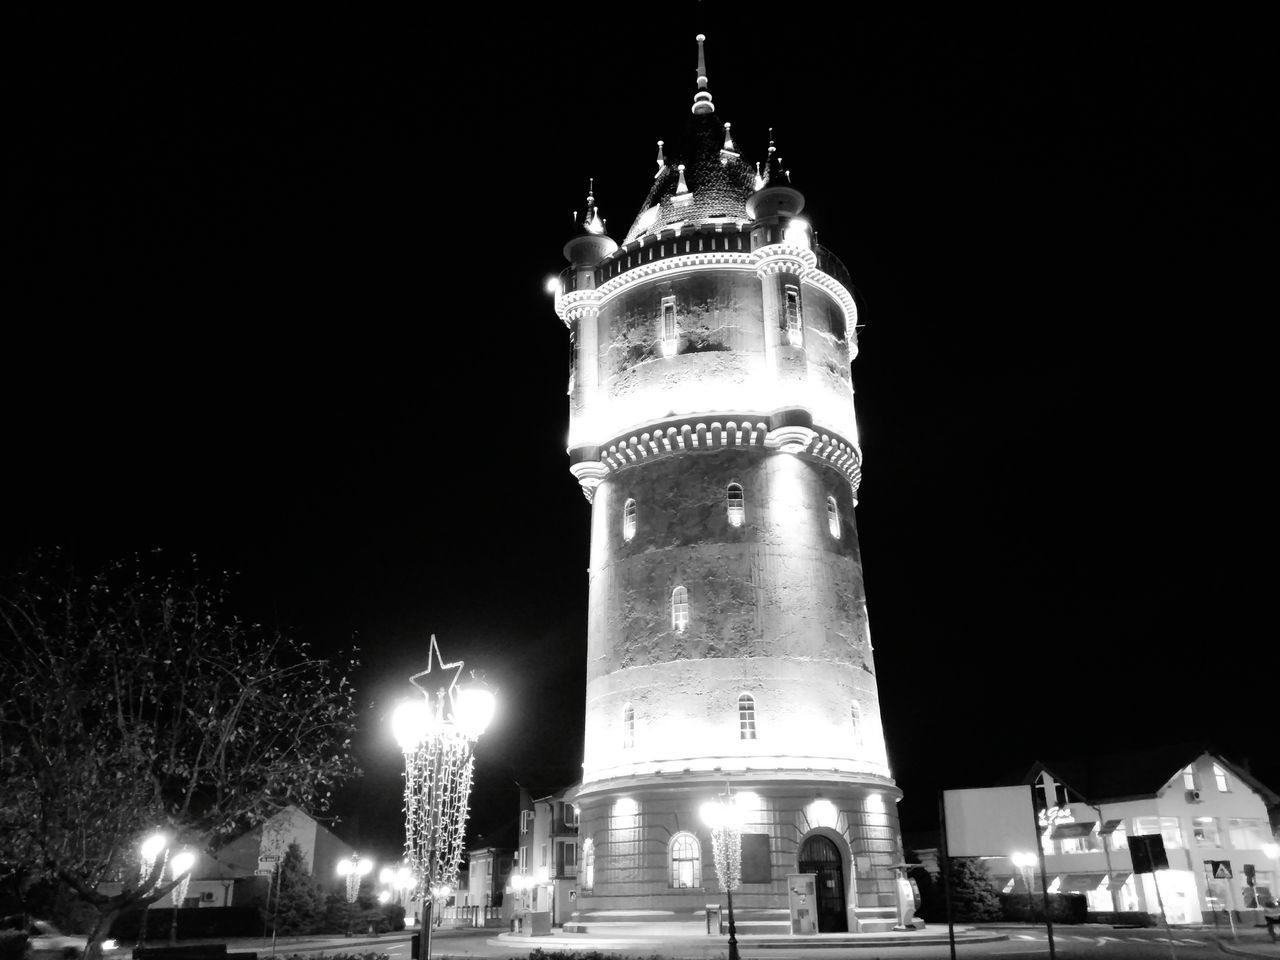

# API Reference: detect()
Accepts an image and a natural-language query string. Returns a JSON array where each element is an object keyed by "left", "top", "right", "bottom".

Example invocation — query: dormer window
[
  {"left": 726, "top": 483, "right": 744, "bottom": 527},
  {"left": 785, "top": 285, "right": 803, "bottom": 347},
  {"left": 623, "top": 498, "right": 636, "bottom": 541},
  {"left": 660, "top": 296, "right": 678, "bottom": 356}
]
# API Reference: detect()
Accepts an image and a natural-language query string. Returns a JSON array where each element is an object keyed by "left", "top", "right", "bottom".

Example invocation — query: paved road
[{"left": 370, "top": 927, "right": 1276, "bottom": 960}]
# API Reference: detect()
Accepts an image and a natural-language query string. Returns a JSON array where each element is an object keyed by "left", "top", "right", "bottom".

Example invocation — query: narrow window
[
  {"left": 827, "top": 496, "right": 841, "bottom": 538},
  {"left": 623, "top": 498, "right": 636, "bottom": 541},
  {"left": 851, "top": 702, "right": 864, "bottom": 747},
  {"left": 1182, "top": 765, "right": 1197, "bottom": 791},
  {"left": 660, "top": 296, "right": 678, "bottom": 356},
  {"left": 567, "top": 328, "right": 577, "bottom": 396},
  {"left": 738, "top": 694, "right": 756, "bottom": 740},
  {"left": 1213, "top": 763, "right": 1229, "bottom": 792},
  {"left": 726, "top": 483, "right": 744, "bottom": 527},
  {"left": 581, "top": 839, "right": 594, "bottom": 892},
  {"left": 671, "top": 585, "right": 689, "bottom": 632},
  {"left": 623, "top": 704, "right": 634, "bottom": 749},
  {"left": 785, "top": 284, "right": 803, "bottom": 346},
  {"left": 668, "top": 832, "right": 701, "bottom": 888}
]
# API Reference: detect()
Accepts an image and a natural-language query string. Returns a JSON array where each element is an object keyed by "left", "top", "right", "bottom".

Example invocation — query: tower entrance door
[{"left": 798, "top": 835, "right": 847, "bottom": 932}]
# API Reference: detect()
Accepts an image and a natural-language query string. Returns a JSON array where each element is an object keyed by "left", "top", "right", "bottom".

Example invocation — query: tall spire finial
[
  {"left": 581, "top": 178, "right": 605, "bottom": 235},
  {"left": 691, "top": 34, "right": 714, "bottom": 115},
  {"left": 655, "top": 139, "right": 666, "bottom": 177}
]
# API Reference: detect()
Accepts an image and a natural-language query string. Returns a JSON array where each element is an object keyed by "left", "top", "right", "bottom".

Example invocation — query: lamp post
[
  {"left": 137, "top": 832, "right": 168, "bottom": 950},
  {"left": 337, "top": 855, "right": 374, "bottom": 903},
  {"left": 167, "top": 851, "right": 197, "bottom": 946},
  {"left": 1011, "top": 851, "right": 1037, "bottom": 923},
  {"left": 392, "top": 636, "right": 495, "bottom": 960},
  {"left": 700, "top": 789, "right": 742, "bottom": 960}
]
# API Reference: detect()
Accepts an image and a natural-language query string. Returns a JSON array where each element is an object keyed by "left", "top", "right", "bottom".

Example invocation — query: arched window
[
  {"left": 850, "top": 701, "right": 864, "bottom": 747},
  {"left": 784, "top": 284, "right": 803, "bottom": 347},
  {"left": 827, "top": 496, "right": 841, "bottom": 538},
  {"left": 738, "top": 694, "right": 756, "bottom": 740},
  {"left": 726, "top": 483, "right": 745, "bottom": 527},
  {"left": 581, "top": 838, "right": 595, "bottom": 892},
  {"left": 668, "top": 832, "right": 701, "bottom": 888},
  {"left": 623, "top": 704, "right": 635, "bottom": 749},
  {"left": 623, "top": 498, "right": 637, "bottom": 541},
  {"left": 671, "top": 586, "right": 689, "bottom": 632}
]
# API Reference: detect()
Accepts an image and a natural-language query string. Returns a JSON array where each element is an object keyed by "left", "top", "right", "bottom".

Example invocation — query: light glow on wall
[{"left": 806, "top": 798, "right": 839, "bottom": 830}]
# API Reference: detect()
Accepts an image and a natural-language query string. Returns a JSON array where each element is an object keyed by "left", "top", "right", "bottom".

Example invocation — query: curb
[{"left": 1214, "top": 936, "right": 1280, "bottom": 958}]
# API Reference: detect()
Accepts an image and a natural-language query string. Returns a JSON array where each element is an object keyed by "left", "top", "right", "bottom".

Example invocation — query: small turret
[
  {"left": 745, "top": 128, "right": 806, "bottom": 221},
  {"left": 563, "top": 179, "right": 618, "bottom": 268}
]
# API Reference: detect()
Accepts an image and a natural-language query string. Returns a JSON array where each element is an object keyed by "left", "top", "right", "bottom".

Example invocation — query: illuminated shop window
[
  {"left": 1227, "top": 818, "right": 1269, "bottom": 849},
  {"left": 581, "top": 839, "right": 594, "bottom": 892},
  {"left": 784, "top": 285, "right": 803, "bottom": 347},
  {"left": 726, "top": 483, "right": 744, "bottom": 526},
  {"left": 1133, "top": 816, "right": 1183, "bottom": 849},
  {"left": 1182, "top": 765, "right": 1197, "bottom": 791},
  {"left": 671, "top": 586, "right": 689, "bottom": 632},
  {"left": 827, "top": 496, "right": 841, "bottom": 538},
  {"left": 623, "top": 704, "right": 635, "bottom": 749},
  {"left": 660, "top": 296, "right": 678, "bottom": 356},
  {"left": 850, "top": 702, "right": 864, "bottom": 747},
  {"left": 623, "top": 498, "right": 636, "bottom": 541},
  {"left": 668, "top": 832, "right": 701, "bottom": 888},
  {"left": 1213, "top": 763, "right": 1229, "bottom": 792},
  {"left": 738, "top": 694, "right": 756, "bottom": 740}
]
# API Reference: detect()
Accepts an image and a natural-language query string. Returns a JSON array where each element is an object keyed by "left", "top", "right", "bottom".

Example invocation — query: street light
[
  {"left": 136, "top": 832, "right": 169, "bottom": 949},
  {"left": 393, "top": 636, "right": 495, "bottom": 960},
  {"left": 1011, "top": 851, "right": 1037, "bottom": 923},
  {"left": 700, "top": 789, "right": 742, "bottom": 960},
  {"left": 168, "top": 851, "right": 197, "bottom": 946},
  {"left": 337, "top": 855, "right": 374, "bottom": 903}
]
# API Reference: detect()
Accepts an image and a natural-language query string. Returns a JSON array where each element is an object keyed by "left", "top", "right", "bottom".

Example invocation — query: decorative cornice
[
  {"left": 594, "top": 250, "right": 755, "bottom": 308},
  {"left": 753, "top": 242, "right": 818, "bottom": 278},
  {"left": 554, "top": 288, "right": 600, "bottom": 327},
  {"left": 569, "top": 413, "right": 863, "bottom": 496}
]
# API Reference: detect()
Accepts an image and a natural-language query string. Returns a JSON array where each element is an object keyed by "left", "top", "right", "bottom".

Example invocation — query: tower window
[
  {"left": 726, "top": 483, "right": 744, "bottom": 527},
  {"left": 671, "top": 586, "right": 689, "bottom": 632},
  {"left": 668, "top": 832, "right": 701, "bottom": 888},
  {"left": 827, "top": 496, "right": 841, "bottom": 538},
  {"left": 623, "top": 498, "right": 636, "bottom": 541},
  {"left": 738, "top": 694, "right": 756, "bottom": 740},
  {"left": 785, "top": 285, "right": 803, "bottom": 347},
  {"left": 851, "top": 702, "right": 864, "bottom": 747},
  {"left": 581, "top": 839, "right": 594, "bottom": 892},
  {"left": 623, "top": 704, "right": 634, "bottom": 749},
  {"left": 660, "top": 296, "right": 677, "bottom": 356}
]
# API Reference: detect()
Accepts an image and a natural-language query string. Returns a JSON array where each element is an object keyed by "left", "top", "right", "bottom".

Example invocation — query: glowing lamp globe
[
  {"left": 141, "top": 833, "right": 168, "bottom": 862},
  {"left": 396, "top": 867, "right": 413, "bottom": 890},
  {"left": 356, "top": 858, "right": 373, "bottom": 876},
  {"left": 169, "top": 851, "right": 196, "bottom": 878},
  {"left": 379, "top": 867, "right": 394, "bottom": 885},
  {"left": 545, "top": 276, "right": 560, "bottom": 295},
  {"left": 453, "top": 687, "right": 496, "bottom": 739},
  {"left": 783, "top": 217, "right": 810, "bottom": 247},
  {"left": 1010, "top": 851, "right": 1036, "bottom": 869},
  {"left": 1263, "top": 842, "right": 1280, "bottom": 860},
  {"left": 337, "top": 859, "right": 353, "bottom": 877},
  {"left": 392, "top": 699, "right": 434, "bottom": 752},
  {"left": 377, "top": 891, "right": 391, "bottom": 905}
]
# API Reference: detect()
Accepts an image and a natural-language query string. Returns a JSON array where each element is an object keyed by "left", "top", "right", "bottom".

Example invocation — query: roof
[
  {"left": 1008, "top": 743, "right": 1280, "bottom": 806},
  {"left": 623, "top": 111, "right": 758, "bottom": 243}
]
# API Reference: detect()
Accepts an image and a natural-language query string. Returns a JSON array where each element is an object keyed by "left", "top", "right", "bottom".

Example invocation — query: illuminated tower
[{"left": 551, "top": 36, "right": 901, "bottom": 933}]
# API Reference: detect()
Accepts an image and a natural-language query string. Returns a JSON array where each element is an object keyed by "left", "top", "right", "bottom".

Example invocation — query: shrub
[{"left": 0, "top": 930, "right": 28, "bottom": 960}]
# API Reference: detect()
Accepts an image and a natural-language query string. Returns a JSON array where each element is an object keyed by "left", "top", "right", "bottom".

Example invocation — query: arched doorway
[{"left": 798, "top": 834, "right": 847, "bottom": 932}]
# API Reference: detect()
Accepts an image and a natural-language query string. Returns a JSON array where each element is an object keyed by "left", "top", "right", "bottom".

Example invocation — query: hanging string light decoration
[{"left": 392, "top": 636, "right": 494, "bottom": 960}]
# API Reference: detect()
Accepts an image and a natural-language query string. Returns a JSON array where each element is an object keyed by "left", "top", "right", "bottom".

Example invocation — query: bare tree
[{"left": 0, "top": 552, "right": 360, "bottom": 960}]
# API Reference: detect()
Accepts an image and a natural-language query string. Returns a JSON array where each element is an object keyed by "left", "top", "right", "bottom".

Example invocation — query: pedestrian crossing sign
[{"left": 1206, "top": 859, "right": 1232, "bottom": 879}]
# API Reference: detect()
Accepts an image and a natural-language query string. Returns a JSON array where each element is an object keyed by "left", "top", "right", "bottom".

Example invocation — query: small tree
[
  {"left": 268, "top": 844, "right": 325, "bottom": 936},
  {"left": 944, "top": 857, "right": 1004, "bottom": 922},
  {"left": 0, "top": 553, "right": 360, "bottom": 959}
]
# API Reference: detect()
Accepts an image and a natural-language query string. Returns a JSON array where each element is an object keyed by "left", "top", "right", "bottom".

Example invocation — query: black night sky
[{"left": 7, "top": 8, "right": 1273, "bottom": 861}]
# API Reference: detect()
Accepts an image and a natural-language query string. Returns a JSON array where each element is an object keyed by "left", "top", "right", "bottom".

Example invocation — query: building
[
  {"left": 550, "top": 35, "right": 901, "bottom": 933},
  {"left": 985, "top": 748, "right": 1279, "bottom": 924},
  {"left": 511, "top": 786, "right": 580, "bottom": 925},
  {"left": 155, "top": 805, "right": 356, "bottom": 908},
  {"left": 463, "top": 846, "right": 513, "bottom": 908}
]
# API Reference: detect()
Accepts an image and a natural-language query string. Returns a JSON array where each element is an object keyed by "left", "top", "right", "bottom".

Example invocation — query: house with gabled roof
[{"left": 985, "top": 745, "right": 1278, "bottom": 924}]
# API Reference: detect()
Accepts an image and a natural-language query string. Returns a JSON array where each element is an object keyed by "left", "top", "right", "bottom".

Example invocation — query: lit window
[
  {"left": 660, "top": 296, "right": 677, "bottom": 356},
  {"left": 1226, "top": 818, "right": 1269, "bottom": 849},
  {"left": 521, "top": 810, "right": 533, "bottom": 834},
  {"left": 1213, "top": 763, "right": 1229, "bottom": 792},
  {"left": 738, "top": 694, "right": 756, "bottom": 740},
  {"left": 671, "top": 586, "right": 689, "bottom": 632},
  {"left": 726, "top": 483, "right": 744, "bottom": 527},
  {"left": 827, "top": 496, "right": 840, "bottom": 538},
  {"left": 784, "top": 285, "right": 803, "bottom": 346},
  {"left": 581, "top": 839, "right": 594, "bottom": 892},
  {"left": 1192, "top": 817, "right": 1220, "bottom": 846},
  {"left": 1133, "top": 816, "right": 1183, "bottom": 850},
  {"left": 851, "top": 702, "right": 864, "bottom": 747},
  {"left": 623, "top": 704, "right": 634, "bottom": 749},
  {"left": 1182, "top": 765, "right": 1197, "bottom": 791},
  {"left": 669, "top": 832, "right": 701, "bottom": 888},
  {"left": 565, "top": 805, "right": 579, "bottom": 827},
  {"left": 623, "top": 498, "right": 636, "bottom": 541}
]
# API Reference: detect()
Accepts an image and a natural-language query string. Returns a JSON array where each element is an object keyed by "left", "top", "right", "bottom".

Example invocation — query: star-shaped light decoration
[{"left": 409, "top": 634, "right": 465, "bottom": 714}]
